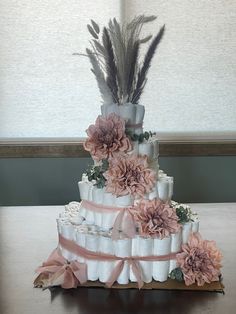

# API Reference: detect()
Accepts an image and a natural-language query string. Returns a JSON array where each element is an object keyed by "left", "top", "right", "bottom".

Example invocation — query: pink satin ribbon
[
  {"left": 36, "top": 248, "right": 87, "bottom": 289},
  {"left": 81, "top": 200, "right": 121, "bottom": 213},
  {"left": 106, "top": 259, "right": 144, "bottom": 289},
  {"left": 111, "top": 208, "right": 136, "bottom": 240},
  {"left": 59, "top": 234, "right": 180, "bottom": 289},
  {"left": 81, "top": 200, "right": 136, "bottom": 240}
]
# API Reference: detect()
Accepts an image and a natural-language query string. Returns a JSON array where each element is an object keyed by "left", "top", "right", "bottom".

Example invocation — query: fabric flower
[
  {"left": 131, "top": 199, "right": 180, "bottom": 238},
  {"left": 176, "top": 232, "right": 222, "bottom": 286},
  {"left": 84, "top": 113, "right": 132, "bottom": 161},
  {"left": 104, "top": 154, "right": 156, "bottom": 197}
]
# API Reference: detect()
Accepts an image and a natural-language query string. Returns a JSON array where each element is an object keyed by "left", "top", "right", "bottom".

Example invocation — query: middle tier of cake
[{"left": 78, "top": 169, "right": 174, "bottom": 230}]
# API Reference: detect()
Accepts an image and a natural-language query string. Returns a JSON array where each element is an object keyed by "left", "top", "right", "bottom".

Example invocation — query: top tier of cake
[{"left": 101, "top": 103, "right": 145, "bottom": 135}]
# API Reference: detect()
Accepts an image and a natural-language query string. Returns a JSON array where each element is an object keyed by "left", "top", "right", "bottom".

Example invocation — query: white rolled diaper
[
  {"left": 191, "top": 220, "right": 199, "bottom": 233},
  {"left": 75, "top": 230, "right": 86, "bottom": 262},
  {"left": 60, "top": 223, "right": 77, "bottom": 261},
  {"left": 115, "top": 194, "right": 133, "bottom": 207},
  {"left": 138, "top": 142, "right": 154, "bottom": 159},
  {"left": 138, "top": 237, "right": 153, "bottom": 283},
  {"left": 182, "top": 222, "right": 192, "bottom": 244},
  {"left": 167, "top": 177, "right": 174, "bottom": 200},
  {"left": 102, "top": 103, "right": 126, "bottom": 117},
  {"left": 131, "top": 236, "right": 139, "bottom": 256},
  {"left": 98, "top": 235, "right": 115, "bottom": 283},
  {"left": 153, "top": 140, "right": 159, "bottom": 159},
  {"left": 78, "top": 181, "right": 90, "bottom": 200},
  {"left": 157, "top": 177, "right": 169, "bottom": 202},
  {"left": 101, "top": 211, "right": 117, "bottom": 230},
  {"left": 169, "top": 259, "right": 178, "bottom": 273},
  {"left": 103, "top": 192, "right": 116, "bottom": 206},
  {"left": 78, "top": 204, "right": 87, "bottom": 219},
  {"left": 153, "top": 237, "right": 171, "bottom": 282},
  {"left": 114, "top": 238, "right": 132, "bottom": 258},
  {"left": 114, "top": 238, "right": 132, "bottom": 285},
  {"left": 99, "top": 235, "right": 114, "bottom": 254},
  {"left": 84, "top": 209, "right": 95, "bottom": 225},
  {"left": 171, "top": 231, "right": 182, "bottom": 253},
  {"left": 94, "top": 212, "right": 103, "bottom": 226},
  {"left": 105, "top": 103, "right": 119, "bottom": 116},
  {"left": 119, "top": 103, "right": 136, "bottom": 125},
  {"left": 98, "top": 261, "right": 114, "bottom": 283},
  {"left": 129, "top": 236, "right": 140, "bottom": 282},
  {"left": 85, "top": 234, "right": 99, "bottom": 281},
  {"left": 135, "top": 104, "right": 145, "bottom": 124},
  {"left": 169, "top": 230, "right": 182, "bottom": 274},
  {"left": 92, "top": 186, "right": 104, "bottom": 204}
]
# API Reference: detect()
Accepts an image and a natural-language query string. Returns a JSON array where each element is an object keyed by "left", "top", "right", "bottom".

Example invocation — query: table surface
[{"left": 0, "top": 203, "right": 236, "bottom": 314}]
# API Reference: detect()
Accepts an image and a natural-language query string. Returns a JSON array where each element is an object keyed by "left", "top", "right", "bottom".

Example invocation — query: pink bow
[
  {"left": 36, "top": 249, "right": 87, "bottom": 289},
  {"left": 106, "top": 258, "right": 144, "bottom": 289},
  {"left": 111, "top": 208, "right": 136, "bottom": 240},
  {"left": 80, "top": 200, "right": 136, "bottom": 240}
]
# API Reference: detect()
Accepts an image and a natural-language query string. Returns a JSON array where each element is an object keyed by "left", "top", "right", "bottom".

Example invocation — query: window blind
[{"left": 0, "top": 0, "right": 235, "bottom": 140}]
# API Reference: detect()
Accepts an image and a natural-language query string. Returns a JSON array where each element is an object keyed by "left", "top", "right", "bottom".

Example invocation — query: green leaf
[
  {"left": 144, "top": 131, "right": 150, "bottom": 140},
  {"left": 139, "top": 133, "right": 145, "bottom": 143},
  {"left": 85, "top": 160, "right": 108, "bottom": 188},
  {"left": 176, "top": 206, "right": 192, "bottom": 224},
  {"left": 131, "top": 134, "right": 139, "bottom": 141},
  {"left": 169, "top": 268, "right": 184, "bottom": 282}
]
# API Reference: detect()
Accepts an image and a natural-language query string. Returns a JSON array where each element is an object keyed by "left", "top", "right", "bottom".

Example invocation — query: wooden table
[{"left": 0, "top": 203, "right": 235, "bottom": 314}]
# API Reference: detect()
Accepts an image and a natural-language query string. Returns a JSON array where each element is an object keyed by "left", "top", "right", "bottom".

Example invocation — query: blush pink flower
[
  {"left": 84, "top": 113, "right": 132, "bottom": 161},
  {"left": 131, "top": 199, "right": 180, "bottom": 238},
  {"left": 104, "top": 155, "right": 156, "bottom": 197},
  {"left": 176, "top": 232, "right": 222, "bottom": 286}
]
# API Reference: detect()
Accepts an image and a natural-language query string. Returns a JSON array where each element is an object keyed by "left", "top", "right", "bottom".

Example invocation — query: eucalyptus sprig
[
  {"left": 172, "top": 202, "right": 197, "bottom": 224},
  {"left": 85, "top": 159, "right": 109, "bottom": 188},
  {"left": 125, "top": 130, "right": 156, "bottom": 143},
  {"left": 169, "top": 268, "right": 184, "bottom": 282}
]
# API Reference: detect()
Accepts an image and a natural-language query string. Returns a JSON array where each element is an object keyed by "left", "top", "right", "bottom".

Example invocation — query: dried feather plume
[{"left": 75, "top": 16, "right": 165, "bottom": 105}]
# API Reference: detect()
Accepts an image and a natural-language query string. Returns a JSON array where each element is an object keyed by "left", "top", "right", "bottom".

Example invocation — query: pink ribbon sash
[
  {"left": 111, "top": 208, "right": 136, "bottom": 240},
  {"left": 36, "top": 248, "right": 87, "bottom": 289},
  {"left": 81, "top": 200, "right": 120, "bottom": 213},
  {"left": 106, "top": 259, "right": 144, "bottom": 289},
  {"left": 80, "top": 200, "right": 136, "bottom": 240},
  {"left": 59, "top": 234, "right": 180, "bottom": 289}
]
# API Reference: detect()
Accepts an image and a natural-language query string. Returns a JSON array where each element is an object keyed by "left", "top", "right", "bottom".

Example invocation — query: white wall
[{"left": 0, "top": 0, "right": 236, "bottom": 140}]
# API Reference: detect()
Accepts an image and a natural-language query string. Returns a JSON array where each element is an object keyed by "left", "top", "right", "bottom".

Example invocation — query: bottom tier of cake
[{"left": 34, "top": 202, "right": 223, "bottom": 290}]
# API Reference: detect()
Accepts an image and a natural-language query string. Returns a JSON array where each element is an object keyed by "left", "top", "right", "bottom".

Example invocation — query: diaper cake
[{"left": 34, "top": 16, "right": 222, "bottom": 290}]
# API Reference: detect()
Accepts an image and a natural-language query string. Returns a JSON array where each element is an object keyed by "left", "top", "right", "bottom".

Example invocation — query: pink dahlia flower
[
  {"left": 131, "top": 199, "right": 180, "bottom": 238},
  {"left": 84, "top": 113, "right": 132, "bottom": 161},
  {"left": 176, "top": 232, "right": 222, "bottom": 286},
  {"left": 104, "top": 154, "right": 156, "bottom": 197}
]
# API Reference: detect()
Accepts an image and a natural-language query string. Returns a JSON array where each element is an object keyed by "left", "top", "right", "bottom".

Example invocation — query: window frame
[{"left": 0, "top": 139, "right": 236, "bottom": 157}]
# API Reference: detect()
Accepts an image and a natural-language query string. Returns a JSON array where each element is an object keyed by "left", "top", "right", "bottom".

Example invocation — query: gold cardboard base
[
  {"left": 77, "top": 278, "right": 224, "bottom": 292},
  {"left": 34, "top": 273, "right": 224, "bottom": 292}
]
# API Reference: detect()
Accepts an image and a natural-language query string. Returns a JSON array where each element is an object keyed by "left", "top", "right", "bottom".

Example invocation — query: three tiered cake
[{"left": 35, "top": 15, "right": 222, "bottom": 290}]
